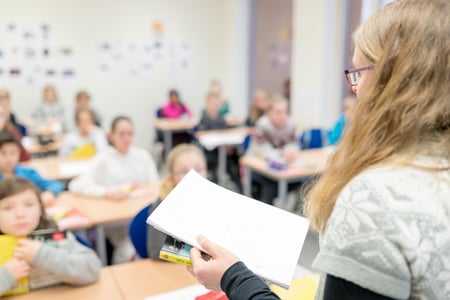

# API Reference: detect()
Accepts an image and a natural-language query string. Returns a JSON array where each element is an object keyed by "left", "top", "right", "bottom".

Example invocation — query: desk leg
[
  {"left": 218, "top": 146, "right": 227, "bottom": 186},
  {"left": 163, "top": 131, "right": 172, "bottom": 159},
  {"left": 95, "top": 225, "right": 107, "bottom": 266},
  {"left": 278, "top": 179, "right": 288, "bottom": 209},
  {"left": 244, "top": 166, "right": 251, "bottom": 197}
]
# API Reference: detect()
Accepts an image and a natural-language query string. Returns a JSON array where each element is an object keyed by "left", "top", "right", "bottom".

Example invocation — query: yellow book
[
  {"left": 270, "top": 274, "right": 320, "bottom": 300},
  {"left": 69, "top": 143, "right": 96, "bottom": 159},
  {"left": 0, "top": 235, "right": 30, "bottom": 296},
  {"left": 159, "top": 237, "right": 193, "bottom": 267}
]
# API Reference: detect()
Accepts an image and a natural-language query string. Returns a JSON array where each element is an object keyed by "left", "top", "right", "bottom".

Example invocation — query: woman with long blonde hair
[{"left": 186, "top": 1, "right": 450, "bottom": 299}]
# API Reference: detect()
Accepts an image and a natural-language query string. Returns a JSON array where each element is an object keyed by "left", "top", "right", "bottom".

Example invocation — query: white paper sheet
[
  {"left": 147, "top": 170, "right": 310, "bottom": 288},
  {"left": 58, "top": 160, "right": 93, "bottom": 177},
  {"left": 198, "top": 133, "right": 246, "bottom": 150},
  {"left": 144, "top": 284, "right": 209, "bottom": 300}
]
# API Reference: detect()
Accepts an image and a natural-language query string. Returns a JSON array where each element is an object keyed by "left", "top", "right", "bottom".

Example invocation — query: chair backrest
[
  {"left": 242, "top": 134, "right": 252, "bottom": 154},
  {"left": 156, "top": 108, "right": 164, "bottom": 118},
  {"left": 74, "top": 233, "right": 93, "bottom": 249},
  {"left": 129, "top": 204, "right": 151, "bottom": 259},
  {"left": 299, "top": 128, "right": 326, "bottom": 149}
]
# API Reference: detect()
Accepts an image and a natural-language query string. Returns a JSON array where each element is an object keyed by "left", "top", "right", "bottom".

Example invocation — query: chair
[
  {"left": 129, "top": 204, "right": 151, "bottom": 259},
  {"left": 299, "top": 128, "right": 326, "bottom": 149},
  {"left": 74, "top": 233, "right": 93, "bottom": 249}
]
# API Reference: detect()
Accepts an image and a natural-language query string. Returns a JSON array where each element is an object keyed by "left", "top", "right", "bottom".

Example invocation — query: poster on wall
[
  {"left": 0, "top": 21, "right": 77, "bottom": 86},
  {"left": 95, "top": 21, "right": 191, "bottom": 78}
]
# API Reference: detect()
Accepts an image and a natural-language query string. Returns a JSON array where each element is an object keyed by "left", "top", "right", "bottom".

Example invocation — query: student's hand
[
  {"left": 105, "top": 188, "right": 128, "bottom": 200},
  {"left": 4, "top": 257, "right": 30, "bottom": 280},
  {"left": 187, "top": 235, "right": 239, "bottom": 291},
  {"left": 282, "top": 148, "right": 297, "bottom": 162},
  {"left": 14, "top": 239, "right": 43, "bottom": 263},
  {"left": 40, "top": 191, "right": 56, "bottom": 207}
]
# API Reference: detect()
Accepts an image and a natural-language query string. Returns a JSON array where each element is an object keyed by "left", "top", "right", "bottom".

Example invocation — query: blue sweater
[{"left": 0, "top": 165, "right": 64, "bottom": 195}]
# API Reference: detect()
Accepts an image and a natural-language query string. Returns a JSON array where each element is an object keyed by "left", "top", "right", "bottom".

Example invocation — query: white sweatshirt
[
  {"left": 58, "top": 127, "right": 108, "bottom": 157},
  {"left": 68, "top": 146, "right": 159, "bottom": 197}
]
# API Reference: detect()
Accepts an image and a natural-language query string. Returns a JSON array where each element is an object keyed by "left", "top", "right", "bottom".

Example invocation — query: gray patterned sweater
[{"left": 313, "top": 157, "right": 450, "bottom": 299}]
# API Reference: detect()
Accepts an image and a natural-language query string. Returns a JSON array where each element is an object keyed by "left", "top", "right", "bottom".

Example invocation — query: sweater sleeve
[
  {"left": 26, "top": 169, "right": 64, "bottom": 196},
  {"left": 221, "top": 262, "right": 280, "bottom": 300},
  {"left": 31, "top": 232, "right": 101, "bottom": 286},
  {"left": 0, "top": 266, "right": 17, "bottom": 296},
  {"left": 322, "top": 274, "right": 396, "bottom": 300},
  {"left": 68, "top": 157, "right": 107, "bottom": 197},
  {"left": 142, "top": 151, "right": 159, "bottom": 183},
  {"left": 312, "top": 175, "right": 412, "bottom": 299}
]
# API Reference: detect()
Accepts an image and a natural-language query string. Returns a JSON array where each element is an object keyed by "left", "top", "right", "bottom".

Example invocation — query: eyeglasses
[
  {"left": 344, "top": 66, "right": 373, "bottom": 86},
  {"left": 172, "top": 167, "right": 206, "bottom": 178}
]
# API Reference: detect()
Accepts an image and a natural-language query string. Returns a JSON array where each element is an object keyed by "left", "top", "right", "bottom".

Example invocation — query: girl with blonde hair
[
  {"left": 146, "top": 144, "right": 207, "bottom": 259},
  {"left": 187, "top": 1, "right": 450, "bottom": 299}
]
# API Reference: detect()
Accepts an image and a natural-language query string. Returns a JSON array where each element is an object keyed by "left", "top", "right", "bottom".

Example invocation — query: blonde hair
[
  {"left": 159, "top": 144, "right": 206, "bottom": 200},
  {"left": 0, "top": 90, "right": 10, "bottom": 103},
  {"left": 304, "top": 0, "right": 450, "bottom": 233},
  {"left": 249, "top": 89, "right": 268, "bottom": 124},
  {"left": 267, "top": 94, "right": 288, "bottom": 111}
]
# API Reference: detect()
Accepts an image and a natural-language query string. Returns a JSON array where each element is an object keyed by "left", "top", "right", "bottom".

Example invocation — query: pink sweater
[{"left": 161, "top": 101, "right": 192, "bottom": 119}]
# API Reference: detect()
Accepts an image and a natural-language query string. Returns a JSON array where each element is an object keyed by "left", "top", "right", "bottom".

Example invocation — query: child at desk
[
  {"left": 160, "top": 89, "right": 192, "bottom": 119},
  {"left": 245, "top": 88, "right": 269, "bottom": 127},
  {"left": 0, "top": 177, "right": 101, "bottom": 296},
  {"left": 246, "top": 95, "right": 298, "bottom": 205},
  {"left": 146, "top": 144, "right": 207, "bottom": 260},
  {"left": 0, "top": 102, "right": 30, "bottom": 162},
  {"left": 58, "top": 108, "right": 108, "bottom": 158},
  {"left": 31, "top": 85, "right": 65, "bottom": 133},
  {"left": 198, "top": 92, "right": 242, "bottom": 192},
  {"left": 69, "top": 115, "right": 159, "bottom": 264},
  {"left": 0, "top": 131, "right": 63, "bottom": 207}
]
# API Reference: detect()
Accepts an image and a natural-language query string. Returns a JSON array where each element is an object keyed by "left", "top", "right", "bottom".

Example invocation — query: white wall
[
  {"left": 0, "top": 0, "right": 243, "bottom": 148},
  {"left": 291, "top": 0, "right": 346, "bottom": 130}
]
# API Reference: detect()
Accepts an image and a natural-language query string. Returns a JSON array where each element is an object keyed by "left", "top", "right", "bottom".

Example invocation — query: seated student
[
  {"left": 0, "top": 104, "right": 30, "bottom": 162},
  {"left": 209, "top": 80, "right": 229, "bottom": 117},
  {"left": 160, "top": 89, "right": 192, "bottom": 119},
  {"left": 198, "top": 93, "right": 242, "bottom": 192},
  {"left": 0, "top": 90, "right": 20, "bottom": 131},
  {"left": 146, "top": 144, "right": 207, "bottom": 259},
  {"left": 58, "top": 108, "right": 108, "bottom": 158},
  {"left": 246, "top": 95, "right": 298, "bottom": 205},
  {"left": 66, "top": 91, "right": 102, "bottom": 131},
  {"left": 0, "top": 177, "right": 101, "bottom": 296},
  {"left": 328, "top": 96, "right": 356, "bottom": 145},
  {"left": 69, "top": 115, "right": 159, "bottom": 264},
  {"left": 245, "top": 88, "right": 269, "bottom": 127},
  {"left": 0, "top": 131, "right": 63, "bottom": 207},
  {"left": 31, "top": 85, "right": 65, "bottom": 133}
]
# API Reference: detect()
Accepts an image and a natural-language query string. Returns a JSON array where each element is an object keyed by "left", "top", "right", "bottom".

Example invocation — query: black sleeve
[
  {"left": 323, "top": 274, "right": 397, "bottom": 300},
  {"left": 221, "top": 262, "right": 280, "bottom": 300}
]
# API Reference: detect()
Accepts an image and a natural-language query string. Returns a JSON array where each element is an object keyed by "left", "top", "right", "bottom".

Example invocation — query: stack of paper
[{"left": 147, "top": 170, "right": 310, "bottom": 288}]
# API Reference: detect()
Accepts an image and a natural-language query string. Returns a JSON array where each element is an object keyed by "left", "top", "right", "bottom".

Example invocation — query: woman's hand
[
  {"left": 14, "top": 239, "right": 43, "bottom": 263},
  {"left": 187, "top": 235, "right": 239, "bottom": 291},
  {"left": 4, "top": 257, "right": 30, "bottom": 281}
]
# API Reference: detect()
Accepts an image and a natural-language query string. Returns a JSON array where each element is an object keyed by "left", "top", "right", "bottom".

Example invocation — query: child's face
[
  {"left": 206, "top": 97, "right": 220, "bottom": 117},
  {"left": 76, "top": 95, "right": 90, "bottom": 109},
  {"left": 44, "top": 87, "right": 57, "bottom": 103},
  {"left": 77, "top": 111, "right": 94, "bottom": 133},
  {"left": 268, "top": 101, "right": 289, "bottom": 128},
  {"left": 0, "top": 190, "right": 41, "bottom": 236},
  {"left": 171, "top": 152, "right": 207, "bottom": 185},
  {"left": 110, "top": 120, "right": 134, "bottom": 154},
  {"left": 0, "top": 143, "right": 20, "bottom": 173},
  {"left": 170, "top": 93, "right": 180, "bottom": 104}
]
